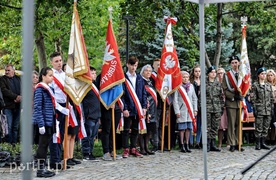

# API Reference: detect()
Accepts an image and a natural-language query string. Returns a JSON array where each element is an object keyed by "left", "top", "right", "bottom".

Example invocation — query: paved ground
[{"left": 0, "top": 146, "right": 275, "bottom": 179}]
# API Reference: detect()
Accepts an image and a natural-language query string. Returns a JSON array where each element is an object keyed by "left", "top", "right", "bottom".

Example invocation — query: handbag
[{"left": 0, "top": 110, "right": 8, "bottom": 138}]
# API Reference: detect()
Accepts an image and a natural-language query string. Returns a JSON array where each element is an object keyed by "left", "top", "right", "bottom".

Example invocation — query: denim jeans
[
  {"left": 81, "top": 119, "right": 99, "bottom": 154},
  {"left": 4, "top": 108, "right": 21, "bottom": 144}
]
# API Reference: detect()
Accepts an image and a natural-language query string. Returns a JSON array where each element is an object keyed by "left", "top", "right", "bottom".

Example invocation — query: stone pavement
[{"left": 0, "top": 146, "right": 275, "bottom": 180}]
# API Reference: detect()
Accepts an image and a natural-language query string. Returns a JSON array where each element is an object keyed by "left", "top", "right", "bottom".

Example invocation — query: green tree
[{"left": 0, "top": 0, "right": 123, "bottom": 71}]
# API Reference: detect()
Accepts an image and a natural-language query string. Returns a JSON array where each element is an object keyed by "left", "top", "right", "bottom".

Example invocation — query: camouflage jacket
[
  {"left": 205, "top": 78, "right": 224, "bottom": 113},
  {"left": 251, "top": 82, "right": 274, "bottom": 115}
]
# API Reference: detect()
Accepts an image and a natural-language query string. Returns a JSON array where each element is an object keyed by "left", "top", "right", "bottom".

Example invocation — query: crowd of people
[{"left": 0, "top": 53, "right": 276, "bottom": 178}]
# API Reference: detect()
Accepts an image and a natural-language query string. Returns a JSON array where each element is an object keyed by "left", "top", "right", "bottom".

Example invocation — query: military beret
[
  {"left": 207, "top": 66, "right": 216, "bottom": 74},
  {"left": 228, "top": 56, "right": 240, "bottom": 64},
  {"left": 257, "top": 67, "right": 267, "bottom": 75}
]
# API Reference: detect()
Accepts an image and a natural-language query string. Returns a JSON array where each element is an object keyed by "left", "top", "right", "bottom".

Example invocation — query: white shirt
[
  {"left": 126, "top": 71, "right": 137, "bottom": 90},
  {"left": 50, "top": 68, "right": 66, "bottom": 103}
]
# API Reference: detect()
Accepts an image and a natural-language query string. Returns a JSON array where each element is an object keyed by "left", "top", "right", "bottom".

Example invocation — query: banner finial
[
  {"left": 108, "top": 6, "right": 113, "bottom": 19},
  {"left": 241, "top": 16, "right": 247, "bottom": 28}
]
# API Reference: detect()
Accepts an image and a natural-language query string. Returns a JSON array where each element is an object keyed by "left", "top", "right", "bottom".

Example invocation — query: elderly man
[{"left": 0, "top": 64, "right": 21, "bottom": 144}]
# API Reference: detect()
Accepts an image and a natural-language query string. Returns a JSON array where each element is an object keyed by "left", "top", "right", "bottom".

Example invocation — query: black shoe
[
  {"left": 207, "top": 139, "right": 211, "bottom": 152},
  {"left": 180, "top": 144, "right": 186, "bottom": 153},
  {"left": 229, "top": 145, "right": 235, "bottom": 152},
  {"left": 235, "top": 145, "right": 245, "bottom": 152},
  {"left": 261, "top": 143, "right": 270, "bottom": 150},
  {"left": 255, "top": 138, "right": 261, "bottom": 150},
  {"left": 71, "top": 158, "right": 81, "bottom": 164},
  {"left": 37, "top": 169, "right": 55, "bottom": 177},
  {"left": 145, "top": 149, "right": 155, "bottom": 155},
  {"left": 151, "top": 146, "right": 158, "bottom": 153},
  {"left": 88, "top": 154, "right": 100, "bottom": 161},
  {"left": 66, "top": 159, "right": 76, "bottom": 166},
  {"left": 184, "top": 143, "right": 191, "bottom": 153},
  {"left": 210, "top": 139, "right": 221, "bottom": 152},
  {"left": 194, "top": 143, "right": 201, "bottom": 149}
]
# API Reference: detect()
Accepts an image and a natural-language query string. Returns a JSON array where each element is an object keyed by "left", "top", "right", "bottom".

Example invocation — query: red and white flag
[
  {"left": 64, "top": 2, "right": 92, "bottom": 105},
  {"left": 155, "top": 16, "right": 182, "bottom": 101},
  {"left": 238, "top": 25, "right": 251, "bottom": 97}
]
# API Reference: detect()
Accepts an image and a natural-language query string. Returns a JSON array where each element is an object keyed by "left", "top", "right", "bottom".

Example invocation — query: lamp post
[{"left": 122, "top": 15, "right": 134, "bottom": 63}]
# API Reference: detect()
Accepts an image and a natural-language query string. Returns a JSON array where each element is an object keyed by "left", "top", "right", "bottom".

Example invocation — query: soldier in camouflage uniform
[
  {"left": 251, "top": 67, "right": 274, "bottom": 150},
  {"left": 205, "top": 66, "right": 224, "bottom": 152}
]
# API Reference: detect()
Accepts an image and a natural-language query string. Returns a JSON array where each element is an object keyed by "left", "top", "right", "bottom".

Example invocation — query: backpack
[
  {"left": 0, "top": 87, "right": 5, "bottom": 110},
  {"left": 0, "top": 110, "right": 8, "bottom": 138}
]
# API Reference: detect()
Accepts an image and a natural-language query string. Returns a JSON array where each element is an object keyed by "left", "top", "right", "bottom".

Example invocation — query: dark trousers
[
  {"left": 4, "top": 108, "right": 21, "bottom": 144},
  {"left": 122, "top": 116, "right": 139, "bottom": 149},
  {"left": 101, "top": 109, "right": 121, "bottom": 153},
  {"left": 49, "top": 107, "right": 65, "bottom": 164},
  {"left": 81, "top": 119, "right": 99, "bottom": 154},
  {"left": 36, "top": 133, "right": 52, "bottom": 160},
  {"left": 164, "top": 107, "right": 177, "bottom": 148}
]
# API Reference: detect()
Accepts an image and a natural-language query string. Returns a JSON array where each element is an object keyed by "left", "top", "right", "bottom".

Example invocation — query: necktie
[{"left": 235, "top": 73, "right": 238, "bottom": 81}]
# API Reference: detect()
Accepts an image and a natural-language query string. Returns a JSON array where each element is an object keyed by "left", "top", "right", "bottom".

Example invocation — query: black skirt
[{"left": 68, "top": 125, "right": 79, "bottom": 135}]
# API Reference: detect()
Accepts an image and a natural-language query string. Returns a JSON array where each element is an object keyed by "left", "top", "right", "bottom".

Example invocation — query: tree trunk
[
  {"left": 55, "top": 38, "right": 62, "bottom": 54},
  {"left": 35, "top": 31, "right": 47, "bottom": 71},
  {"left": 214, "top": 3, "right": 223, "bottom": 68}
]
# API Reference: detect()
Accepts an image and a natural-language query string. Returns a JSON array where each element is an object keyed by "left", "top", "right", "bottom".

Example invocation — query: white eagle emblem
[
  {"left": 104, "top": 43, "right": 115, "bottom": 62},
  {"left": 163, "top": 55, "right": 175, "bottom": 70}
]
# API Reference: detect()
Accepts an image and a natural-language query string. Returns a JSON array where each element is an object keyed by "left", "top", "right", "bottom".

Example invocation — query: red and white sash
[
  {"left": 53, "top": 75, "right": 87, "bottom": 139},
  {"left": 75, "top": 104, "right": 87, "bottom": 139},
  {"left": 53, "top": 76, "right": 66, "bottom": 94},
  {"left": 226, "top": 71, "right": 238, "bottom": 92},
  {"left": 178, "top": 86, "right": 197, "bottom": 132},
  {"left": 116, "top": 98, "right": 124, "bottom": 133},
  {"left": 144, "top": 85, "right": 157, "bottom": 106},
  {"left": 92, "top": 83, "right": 100, "bottom": 100},
  {"left": 151, "top": 71, "right": 157, "bottom": 81},
  {"left": 125, "top": 79, "right": 147, "bottom": 134}
]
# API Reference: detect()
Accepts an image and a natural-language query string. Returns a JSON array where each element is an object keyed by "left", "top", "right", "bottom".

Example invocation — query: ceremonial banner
[
  {"left": 100, "top": 19, "right": 125, "bottom": 109},
  {"left": 238, "top": 25, "right": 251, "bottom": 97},
  {"left": 64, "top": 3, "right": 92, "bottom": 105},
  {"left": 155, "top": 16, "right": 182, "bottom": 101}
]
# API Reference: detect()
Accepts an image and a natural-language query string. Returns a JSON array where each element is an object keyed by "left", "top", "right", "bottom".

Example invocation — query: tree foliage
[
  {"left": 1, "top": 0, "right": 276, "bottom": 74},
  {"left": 0, "top": 0, "right": 123, "bottom": 71}
]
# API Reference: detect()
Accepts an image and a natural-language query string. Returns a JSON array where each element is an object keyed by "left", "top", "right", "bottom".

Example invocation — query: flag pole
[
  {"left": 107, "top": 6, "right": 117, "bottom": 160},
  {"left": 112, "top": 107, "right": 116, "bottom": 160},
  {"left": 63, "top": 97, "right": 69, "bottom": 170},
  {"left": 238, "top": 16, "right": 247, "bottom": 151},
  {"left": 63, "top": 0, "right": 78, "bottom": 170},
  {"left": 161, "top": 100, "right": 166, "bottom": 152},
  {"left": 168, "top": 104, "right": 171, "bottom": 150},
  {"left": 238, "top": 102, "right": 243, "bottom": 151}
]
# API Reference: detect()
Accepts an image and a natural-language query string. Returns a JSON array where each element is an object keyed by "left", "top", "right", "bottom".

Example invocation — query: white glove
[
  {"left": 56, "top": 103, "right": 69, "bottom": 115},
  {"left": 39, "top": 126, "right": 45, "bottom": 135},
  {"left": 273, "top": 122, "right": 276, "bottom": 127},
  {"left": 61, "top": 107, "right": 69, "bottom": 116}
]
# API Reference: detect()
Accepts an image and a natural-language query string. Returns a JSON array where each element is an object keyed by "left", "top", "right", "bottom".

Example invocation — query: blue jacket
[
  {"left": 32, "top": 87, "right": 55, "bottom": 128},
  {"left": 123, "top": 73, "right": 147, "bottom": 116}
]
